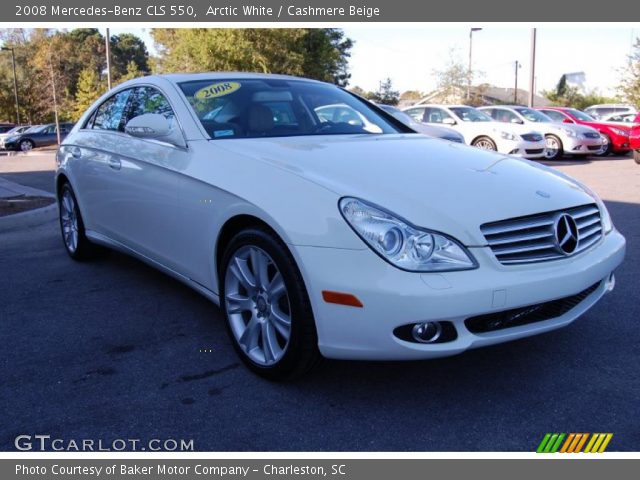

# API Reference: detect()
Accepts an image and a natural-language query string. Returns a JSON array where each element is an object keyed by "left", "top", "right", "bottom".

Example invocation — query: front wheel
[
  {"left": 596, "top": 135, "right": 612, "bottom": 157},
  {"left": 634, "top": 150, "right": 640, "bottom": 164},
  {"left": 19, "top": 139, "right": 34, "bottom": 152},
  {"left": 472, "top": 136, "right": 497, "bottom": 151},
  {"left": 58, "top": 183, "right": 102, "bottom": 260},
  {"left": 544, "top": 135, "right": 564, "bottom": 160},
  {"left": 220, "top": 227, "right": 320, "bottom": 380}
]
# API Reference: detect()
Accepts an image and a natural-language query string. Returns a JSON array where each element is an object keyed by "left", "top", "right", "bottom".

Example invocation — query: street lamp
[
  {"left": 529, "top": 28, "right": 537, "bottom": 107},
  {"left": 467, "top": 28, "right": 483, "bottom": 102},
  {"left": 1, "top": 46, "right": 20, "bottom": 124}
]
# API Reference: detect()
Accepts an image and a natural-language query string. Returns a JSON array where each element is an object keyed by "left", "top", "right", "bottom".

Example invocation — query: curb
[{"left": 0, "top": 177, "right": 58, "bottom": 233}]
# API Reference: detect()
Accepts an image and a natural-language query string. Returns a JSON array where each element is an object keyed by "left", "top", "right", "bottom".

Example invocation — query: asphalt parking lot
[{"left": 1, "top": 151, "right": 639, "bottom": 451}]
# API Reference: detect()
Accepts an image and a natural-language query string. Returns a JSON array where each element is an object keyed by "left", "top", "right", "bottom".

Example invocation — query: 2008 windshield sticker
[{"left": 195, "top": 82, "right": 241, "bottom": 99}]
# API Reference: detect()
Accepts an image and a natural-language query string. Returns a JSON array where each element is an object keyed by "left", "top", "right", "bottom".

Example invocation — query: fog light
[
  {"left": 606, "top": 273, "right": 616, "bottom": 292},
  {"left": 411, "top": 321, "right": 442, "bottom": 343}
]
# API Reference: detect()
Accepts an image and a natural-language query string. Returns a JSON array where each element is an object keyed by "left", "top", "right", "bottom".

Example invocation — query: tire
[
  {"left": 58, "top": 182, "right": 101, "bottom": 260},
  {"left": 19, "top": 139, "right": 34, "bottom": 152},
  {"left": 220, "top": 226, "right": 320, "bottom": 381},
  {"left": 472, "top": 136, "right": 497, "bottom": 151},
  {"left": 634, "top": 150, "right": 640, "bottom": 164},
  {"left": 544, "top": 135, "right": 564, "bottom": 160},
  {"left": 596, "top": 135, "right": 612, "bottom": 157}
]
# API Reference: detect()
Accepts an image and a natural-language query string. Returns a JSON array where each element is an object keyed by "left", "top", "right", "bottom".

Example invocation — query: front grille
[
  {"left": 481, "top": 204, "right": 603, "bottom": 265},
  {"left": 525, "top": 148, "right": 544, "bottom": 154},
  {"left": 465, "top": 282, "right": 600, "bottom": 334},
  {"left": 583, "top": 132, "right": 601, "bottom": 139},
  {"left": 522, "top": 133, "right": 543, "bottom": 142},
  {"left": 587, "top": 145, "right": 602, "bottom": 151}
]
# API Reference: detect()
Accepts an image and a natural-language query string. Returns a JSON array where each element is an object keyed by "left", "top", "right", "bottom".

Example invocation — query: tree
[
  {"left": 110, "top": 33, "right": 149, "bottom": 77},
  {"left": 115, "top": 60, "right": 142, "bottom": 85},
  {"left": 400, "top": 90, "right": 424, "bottom": 102},
  {"left": 432, "top": 49, "right": 471, "bottom": 101},
  {"left": 151, "top": 28, "right": 353, "bottom": 85},
  {"left": 73, "top": 68, "right": 103, "bottom": 121},
  {"left": 543, "top": 74, "right": 618, "bottom": 109},
  {"left": 368, "top": 78, "right": 400, "bottom": 105},
  {"left": 618, "top": 38, "right": 640, "bottom": 107}
]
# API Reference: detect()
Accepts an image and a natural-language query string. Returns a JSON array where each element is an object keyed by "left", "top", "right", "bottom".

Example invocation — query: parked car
[
  {"left": 56, "top": 73, "right": 625, "bottom": 379},
  {"left": 376, "top": 104, "right": 465, "bottom": 143},
  {"left": 601, "top": 112, "right": 640, "bottom": 124},
  {"left": 315, "top": 103, "right": 383, "bottom": 133},
  {"left": 0, "top": 123, "right": 16, "bottom": 133},
  {"left": 0, "top": 125, "right": 32, "bottom": 149},
  {"left": 403, "top": 104, "right": 546, "bottom": 159},
  {"left": 537, "top": 107, "right": 631, "bottom": 156},
  {"left": 479, "top": 106, "right": 604, "bottom": 160},
  {"left": 631, "top": 125, "right": 640, "bottom": 164},
  {"left": 2, "top": 122, "right": 74, "bottom": 152},
  {"left": 584, "top": 104, "right": 637, "bottom": 120}
]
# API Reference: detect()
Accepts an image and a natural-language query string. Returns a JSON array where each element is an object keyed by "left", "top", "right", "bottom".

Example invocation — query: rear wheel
[
  {"left": 634, "top": 150, "right": 640, "bottom": 164},
  {"left": 472, "top": 136, "right": 497, "bottom": 151},
  {"left": 544, "top": 135, "right": 564, "bottom": 160},
  {"left": 220, "top": 227, "right": 320, "bottom": 380}
]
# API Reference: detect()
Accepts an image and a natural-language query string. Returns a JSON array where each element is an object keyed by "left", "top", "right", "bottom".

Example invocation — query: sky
[{"left": 111, "top": 26, "right": 638, "bottom": 96}]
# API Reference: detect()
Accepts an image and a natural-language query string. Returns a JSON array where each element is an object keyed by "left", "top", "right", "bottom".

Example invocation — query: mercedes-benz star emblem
[{"left": 554, "top": 213, "right": 579, "bottom": 255}]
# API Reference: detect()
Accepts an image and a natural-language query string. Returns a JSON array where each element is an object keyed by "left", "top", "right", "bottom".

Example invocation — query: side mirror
[
  {"left": 563, "top": 118, "right": 574, "bottom": 124},
  {"left": 442, "top": 117, "right": 456, "bottom": 126},
  {"left": 125, "top": 113, "right": 186, "bottom": 148},
  {"left": 511, "top": 118, "right": 524, "bottom": 124}
]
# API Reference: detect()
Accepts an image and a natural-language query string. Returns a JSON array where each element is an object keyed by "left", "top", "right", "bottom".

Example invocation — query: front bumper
[
  {"left": 564, "top": 135, "right": 605, "bottom": 155},
  {"left": 497, "top": 138, "right": 546, "bottom": 159},
  {"left": 293, "top": 229, "right": 625, "bottom": 360}
]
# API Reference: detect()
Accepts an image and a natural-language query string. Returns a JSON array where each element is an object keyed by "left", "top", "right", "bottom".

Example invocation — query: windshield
[
  {"left": 6, "top": 126, "right": 26, "bottom": 135},
  {"left": 515, "top": 108, "right": 551, "bottom": 123},
  {"left": 567, "top": 109, "right": 596, "bottom": 122},
  {"left": 178, "top": 78, "right": 401, "bottom": 139},
  {"left": 25, "top": 125, "right": 45, "bottom": 133},
  {"left": 449, "top": 107, "right": 491, "bottom": 122}
]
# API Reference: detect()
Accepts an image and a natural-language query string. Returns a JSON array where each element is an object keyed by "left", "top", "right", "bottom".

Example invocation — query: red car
[
  {"left": 537, "top": 107, "right": 631, "bottom": 156},
  {"left": 631, "top": 124, "right": 640, "bottom": 164}
]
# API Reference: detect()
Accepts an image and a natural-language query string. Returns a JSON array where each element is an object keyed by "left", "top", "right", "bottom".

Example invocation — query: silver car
[
  {"left": 479, "top": 106, "right": 604, "bottom": 160},
  {"left": 377, "top": 104, "right": 465, "bottom": 143}
]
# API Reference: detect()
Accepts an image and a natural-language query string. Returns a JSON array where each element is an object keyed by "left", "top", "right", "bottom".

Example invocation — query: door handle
[{"left": 108, "top": 157, "right": 121, "bottom": 170}]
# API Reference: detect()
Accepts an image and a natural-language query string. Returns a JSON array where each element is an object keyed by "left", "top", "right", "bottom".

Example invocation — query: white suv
[
  {"left": 404, "top": 104, "right": 546, "bottom": 159},
  {"left": 584, "top": 104, "right": 637, "bottom": 120},
  {"left": 479, "top": 106, "right": 604, "bottom": 160}
]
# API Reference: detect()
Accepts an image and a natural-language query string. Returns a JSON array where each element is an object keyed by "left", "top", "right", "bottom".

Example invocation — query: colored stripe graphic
[{"left": 538, "top": 433, "right": 613, "bottom": 453}]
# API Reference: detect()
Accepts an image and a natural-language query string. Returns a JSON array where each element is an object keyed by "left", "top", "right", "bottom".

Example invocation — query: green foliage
[
  {"left": 151, "top": 28, "right": 353, "bottom": 85},
  {"left": 73, "top": 68, "right": 104, "bottom": 121},
  {"left": 617, "top": 38, "right": 640, "bottom": 107},
  {"left": 400, "top": 90, "right": 424, "bottom": 101},
  {"left": 367, "top": 78, "right": 400, "bottom": 105},
  {"left": 543, "top": 75, "right": 618, "bottom": 110}
]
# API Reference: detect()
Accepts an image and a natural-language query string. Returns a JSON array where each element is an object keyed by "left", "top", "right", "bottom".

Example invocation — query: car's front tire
[
  {"left": 19, "top": 139, "right": 34, "bottom": 152},
  {"left": 596, "top": 134, "right": 612, "bottom": 157},
  {"left": 220, "top": 226, "right": 320, "bottom": 380},
  {"left": 472, "top": 136, "right": 497, "bottom": 151},
  {"left": 58, "top": 182, "right": 101, "bottom": 260},
  {"left": 544, "top": 135, "right": 564, "bottom": 160}
]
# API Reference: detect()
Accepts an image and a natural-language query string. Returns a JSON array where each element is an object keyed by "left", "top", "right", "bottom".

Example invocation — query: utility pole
[
  {"left": 467, "top": 28, "right": 482, "bottom": 101},
  {"left": 105, "top": 28, "right": 112, "bottom": 90},
  {"left": 514, "top": 61, "right": 520, "bottom": 104},
  {"left": 528, "top": 28, "right": 537, "bottom": 107},
  {"left": 1, "top": 47, "right": 20, "bottom": 124}
]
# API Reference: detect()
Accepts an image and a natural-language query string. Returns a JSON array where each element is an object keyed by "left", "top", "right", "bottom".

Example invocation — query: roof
[{"left": 157, "top": 72, "right": 322, "bottom": 84}]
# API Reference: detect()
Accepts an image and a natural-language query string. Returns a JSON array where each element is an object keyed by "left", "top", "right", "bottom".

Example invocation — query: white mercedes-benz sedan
[{"left": 56, "top": 73, "right": 626, "bottom": 380}]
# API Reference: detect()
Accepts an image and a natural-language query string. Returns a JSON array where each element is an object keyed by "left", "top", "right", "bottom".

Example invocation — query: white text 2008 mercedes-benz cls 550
[{"left": 56, "top": 73, "right": 626, "bottom": 379}]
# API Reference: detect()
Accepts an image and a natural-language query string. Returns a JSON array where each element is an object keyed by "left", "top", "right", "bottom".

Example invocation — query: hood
[
  {"left": 411, "top": 123, "right": 464, "bottom": 141},
  {"left": 216, "top": 134, "right": 595, "bottom": 246},
  {"left": 546, "top": 122, "right": 600, "bottom": 135},
  {"left": 580, "top": 119, "right": 630, "bottom": 133}
]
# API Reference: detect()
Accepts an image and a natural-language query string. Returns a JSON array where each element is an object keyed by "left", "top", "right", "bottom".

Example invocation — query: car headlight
[
  {"left": 339, "top": 198, "right": 477, "bottom": 272},
  {"left": 576, "top": 182, "right": 613, "bottom": 233},
  {"left": 561, "top": 128, "right": 578, "bottom": 138},
  {"left": 5, "top": 136, "right": 18, "bottom": 142},
  {"left": 609, "top": 127, "right": 628, "bottom": 137},
  {"left": 500, "top": 131, "right": 518, "bottom": 141}
]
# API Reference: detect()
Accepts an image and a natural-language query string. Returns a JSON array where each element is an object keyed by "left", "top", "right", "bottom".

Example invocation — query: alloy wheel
[
  {"left": 544, "top": 137, "right": 560, "bottom": 159},
  {"left": 224, "top": 245, "right": 292, "bottom": 366},
  {"left": 20, "top": 140, "right": 33, "bottom": 152},
  {"left": 60, "top": 189, "right": 79, "bottom": 253},
  {"left": 475, "top": 139, "right": 495, "bottom": 150}
]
